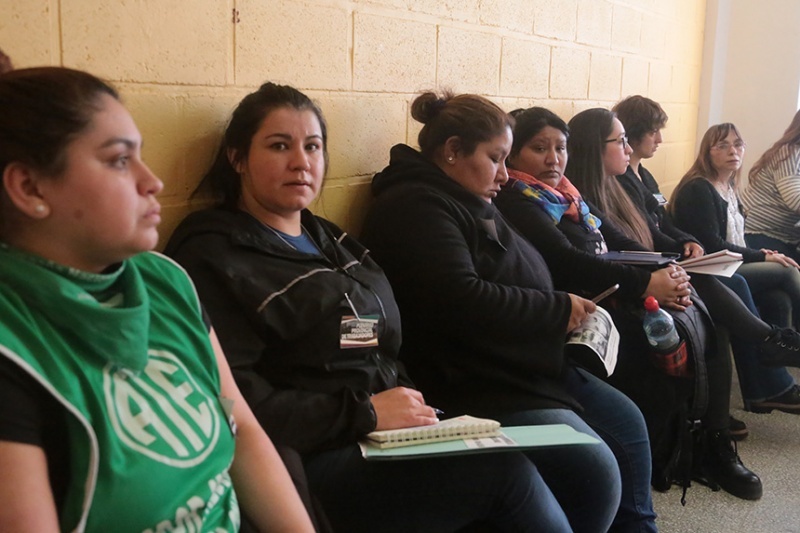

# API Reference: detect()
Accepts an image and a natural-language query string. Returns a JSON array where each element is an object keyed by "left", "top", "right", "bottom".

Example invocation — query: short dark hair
[
  {"left": 612, "top": 95, "right": 668, "bottom": 144},
  {"left": 412, "top": 91, "right": 513, "bottom": 158},
  {"left": 203, "top": 82, "right": 328, "bottom": 208},
  {"left": 0, "top": 67, "right": 119, "bottom": 177}
]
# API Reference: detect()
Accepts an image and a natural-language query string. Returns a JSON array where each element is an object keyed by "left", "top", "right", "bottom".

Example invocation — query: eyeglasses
[
  {"left": 604, "top": 135, "right": 629, "bottom": 148},
  {"left": 711, "top": 140, "right": 746, "bottom": 152}
]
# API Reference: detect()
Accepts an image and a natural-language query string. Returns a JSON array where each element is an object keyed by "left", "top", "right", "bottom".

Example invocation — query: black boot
[
  {"left": 728, "top": 415, "right": 749, "bottom": 441},
  {"left": 702, "top": 430, "right": 762, "bottom": 500},
  {"left": 760, "top": 327, "right": 800, "bottom": 367}
]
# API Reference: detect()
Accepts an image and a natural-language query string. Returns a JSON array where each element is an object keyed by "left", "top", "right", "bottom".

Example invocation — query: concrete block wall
[{"left": 1, "top": 0, "right": 706, "bottom": 245}]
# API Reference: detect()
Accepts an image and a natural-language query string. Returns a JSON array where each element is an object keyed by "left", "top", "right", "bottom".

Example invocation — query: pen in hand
[
  {"left": 432, "top": 407, "right": 445, "bottom": 416},
  {"left": 592, "top": 284, "right": 620, "bottom": 304}
]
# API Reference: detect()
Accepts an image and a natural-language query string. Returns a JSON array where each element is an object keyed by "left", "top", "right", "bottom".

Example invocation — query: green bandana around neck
[{"left": 0, "top": 244, "right": 150, "bottom": 372}]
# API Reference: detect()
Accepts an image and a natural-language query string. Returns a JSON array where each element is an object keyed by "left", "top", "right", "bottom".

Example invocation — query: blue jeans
[
  {"left": 717, "top": 274, "right": 795, "bottom": 403},
  {"left": 497, "top": 368, "right": 656, "bottom": 533},
  {"left": 745, "top": 233, "right": 800, "bottom": 263},
  {"left": 737, "top": 261, "right": 800, "bottom": 328},
  {"left": 304, "top": 442, "right": 571, "bottom": 532}
]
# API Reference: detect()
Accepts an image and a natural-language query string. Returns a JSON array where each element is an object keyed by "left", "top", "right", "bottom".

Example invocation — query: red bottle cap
[{"left": 644, "top": 296, "right": 660, "bottom": 312}]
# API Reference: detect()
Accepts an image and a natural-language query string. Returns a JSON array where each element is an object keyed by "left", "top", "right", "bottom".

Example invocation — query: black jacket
[
  {"left": 617, "top": 165, "right": 701, "bottom": 253},
  {"left": 670, "top": 178, "right": 765, "bottom": 263},
  {"left": 360, "top": 144, "right": 580, "bottom": 416},
  {"left": 495, "top": 177, "right": 651, "bottom": 301},
  {"left": 165, "top": 208, "right": 412, "bottom": 453}
]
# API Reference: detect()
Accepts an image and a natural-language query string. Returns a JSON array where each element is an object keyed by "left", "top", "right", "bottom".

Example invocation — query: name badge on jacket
[{"left": 340, "top": 315, "right": 379, "bottom": 348}]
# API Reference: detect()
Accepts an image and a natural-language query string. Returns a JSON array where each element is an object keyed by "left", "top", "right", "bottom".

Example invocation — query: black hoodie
[{"left": 361, "top": 144, "right": 580, "bottom": 415}]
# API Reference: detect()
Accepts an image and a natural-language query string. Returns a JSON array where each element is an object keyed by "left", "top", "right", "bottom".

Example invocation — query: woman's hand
[
  {"left": 764, "top": 251, "right": 799, "bottom": 268},
  {"left": 371, "top": 387, "right": 439, "bottom": 431},
  {"left": 567, "top": 293, "right": 596, "bottom": 332},
  {"left": 644, "top": 265, "right": 692, "bottom": 311},
  {"left": 683, "top": 241, "right": 704, "bottom": 259}
]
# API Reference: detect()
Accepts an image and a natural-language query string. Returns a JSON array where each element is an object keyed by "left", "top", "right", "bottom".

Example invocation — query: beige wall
[
  {"left": 699, "top": 0, "right": 800, "bottom": 186},
  {"left": 1, "top": 0, "right": 706, "bottom": 245}
]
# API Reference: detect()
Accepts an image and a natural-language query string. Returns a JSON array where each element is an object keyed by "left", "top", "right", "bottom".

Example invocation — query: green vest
[{"left": 0, "top": 248, "right": 239, "bottom": 532}]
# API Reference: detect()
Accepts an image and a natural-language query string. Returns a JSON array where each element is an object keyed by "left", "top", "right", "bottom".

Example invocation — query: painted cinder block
[
  {"left": 640, "top": 13, "right": 667, "bottom": 60},
  {"left": 176, "top": 89, "right": 251, "bottom": 196},
  {"left": 437, "top": 26, "right": 501, "bottom": 95},
  {"left": 621, "top": 56, "right": 650, "bottom": 99},
  {"left": 610, "top": 5, "right": 641, "bottom": 54},
  {"left": 549, "top": 47, "right": 590, "bottom": 99},
  {"left": 576, "top": 0, "right": 613, "bottom": 49},
  {"left": 0, "top": 1, "right": 57, "bottom": 67},
  {"left": 6, "top": 0, "right": 710, "bottom": 250},
  {"left": 405, "top": 0, "right": 481, "bottom": 24},
  {"left": 547, "top": 100, "right": 576, "bottom": 123},
  {"left": 236, "top": 0, "right": 350, "bottom": 90},
  {"left": 353, "top": 12, "right": 436, "bottom": 92},
  {"left": 648, "top": 62, "right": 672, "bottom": 103},
  {"left": 312, "top": 178, "right": 374, "bottom": 236},
  {"left": 479, "top": 0, "right": 535, "bottom": 34},
  {"left": 61, "top": 1, "right": 230, "bottom": 85},
  {"left": 662, "top": 143, "right": 691, "bottom": 189},
  {"left": 533, "top": 0, "right": 577, "bottom": 41},
  {"left": 589, "top": 52, "right": 622, "bottom": 102},
  {"left": 121, "top": 89, "right": 185, "bottom": 198},
  {"left": 500, "top": 38, "right": 550, "bottom": 99},
  {"left": 319, "top": 95, "right": 407, "bottom": 179},
  {"left": 660, "top": 102, "right": 685, "bottom": 143}
]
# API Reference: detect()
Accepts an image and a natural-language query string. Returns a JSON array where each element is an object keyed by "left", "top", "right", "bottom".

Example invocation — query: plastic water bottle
[{"left": 643, "top": 296, "right": 680, "bottom": 352}]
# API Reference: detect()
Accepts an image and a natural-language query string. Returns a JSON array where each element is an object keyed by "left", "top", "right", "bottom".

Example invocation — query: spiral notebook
[
  {"left": 361, "top": 424, "right": 600, "bottom": 460},
  {"left": 365, "top": 415, "right": 501, "bottom": 449}
]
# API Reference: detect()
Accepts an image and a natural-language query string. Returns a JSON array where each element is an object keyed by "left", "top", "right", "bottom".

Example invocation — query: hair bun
[{"left": 410, "top": 91, "right": 453, "bottom": 124}]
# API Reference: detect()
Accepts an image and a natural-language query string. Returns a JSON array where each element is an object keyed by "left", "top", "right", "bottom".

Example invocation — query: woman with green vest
[{"left": 0, "top": 67, "right": 314, "bottom": 532}]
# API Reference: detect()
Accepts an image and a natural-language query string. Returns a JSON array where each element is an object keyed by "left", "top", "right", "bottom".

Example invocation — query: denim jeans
[
  {"left": 737, "top": 261, "right": 800, "bottom": 328},
  {"left": 497, "top": 368, "right": 656, "bottom": 533},
  {"left": 745, "top": 233, "right": 800, "bottom": 264},
  {"left": 305, "top": 443, "right": 571, "bottom": 532},
  {"left": 717, "top": 273, "right": 796, "bottom": 403}
]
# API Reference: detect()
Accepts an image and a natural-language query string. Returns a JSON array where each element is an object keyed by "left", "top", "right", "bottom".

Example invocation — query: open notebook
[{"left": 364, "top": 415, "right": 501, "bottom": 449}]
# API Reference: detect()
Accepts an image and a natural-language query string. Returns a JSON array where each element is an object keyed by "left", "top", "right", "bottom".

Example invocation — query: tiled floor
[{"left": 652, "top": 368, "right": 800, "bottom": 532}]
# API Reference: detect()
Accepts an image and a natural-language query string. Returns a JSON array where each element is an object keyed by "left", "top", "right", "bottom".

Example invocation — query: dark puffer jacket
[{"left": 165, "top": 208, "right": 412, "bottom": 453}]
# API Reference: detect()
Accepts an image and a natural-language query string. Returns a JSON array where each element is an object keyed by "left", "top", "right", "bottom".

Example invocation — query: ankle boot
[
  {"left": 702, "top": 430, "right": 762, "bottom": 500},
  {"left": 760, "top": 327, "right": 800, "bottom": 367}
]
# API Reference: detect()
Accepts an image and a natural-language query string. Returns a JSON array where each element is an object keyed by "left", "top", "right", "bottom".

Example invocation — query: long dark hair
[
  {"left": 566, "top": 108, "right": 654, "bottom": 250},
  {"left": 202, "top": 82, "right": 328, "bottom": 208}
]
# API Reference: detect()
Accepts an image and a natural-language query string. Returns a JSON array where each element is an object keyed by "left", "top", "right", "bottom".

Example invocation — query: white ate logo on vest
[{"left": 104, "top": 349, "right": 221, "bottom": 467}]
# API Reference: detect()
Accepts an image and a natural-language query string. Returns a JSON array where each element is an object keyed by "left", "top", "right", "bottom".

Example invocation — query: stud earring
[
  {"left": 447, "top": 156, "right": 454, "bottom": 162},
  {"left": 34, "top": 204, "right": 48, "bottom": 215}
]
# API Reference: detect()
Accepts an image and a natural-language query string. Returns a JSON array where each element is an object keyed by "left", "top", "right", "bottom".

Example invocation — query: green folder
[{"left": 360, "top": 423, "right": 600, "bottom": 461}]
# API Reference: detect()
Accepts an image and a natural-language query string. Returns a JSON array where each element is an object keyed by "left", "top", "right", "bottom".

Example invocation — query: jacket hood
[
  {"left": 372, "top": 144, "right": 451, "bottom": 197},
  {"left": 164, "top": 207, "right": 252, "bottom": 257},
  {"left": 371, "top": 144, "right": 493, "bottom": 216}
]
